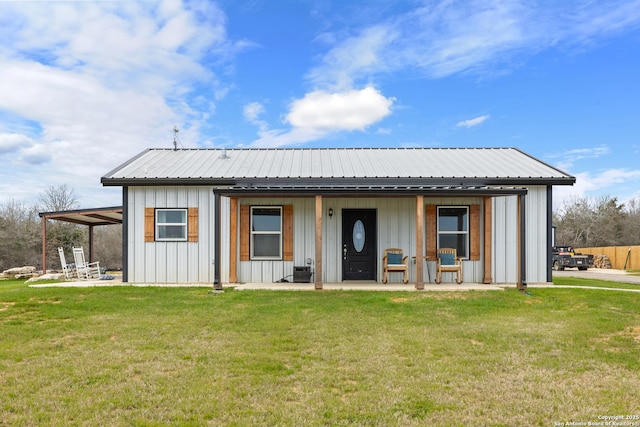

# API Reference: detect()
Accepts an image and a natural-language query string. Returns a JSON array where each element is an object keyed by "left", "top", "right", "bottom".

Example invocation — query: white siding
[
  {"left": 127, "top": 186, "right": 215, "bottom": 284},
  {"left": 491, "top": 186, "right": 550, "bottom": 284},
  {"left": 126, "top": 185, "right": 550, "bottom": 285},
  {"left": 232, "top": 196, "right": 488, "bottom": 284}
]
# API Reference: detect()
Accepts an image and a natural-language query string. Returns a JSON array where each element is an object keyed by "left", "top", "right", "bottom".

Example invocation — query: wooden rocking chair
[
  {"left": 435, "top": 248, "right": 463, "bottom": 284},
  {"left": 382, "top": 248, "right": 409, "bottom": 284}
]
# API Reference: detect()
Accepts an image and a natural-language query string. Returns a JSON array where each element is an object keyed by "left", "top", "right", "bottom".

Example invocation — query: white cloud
[
  {"left": 243, "top": 102, "right": 265, "bottom": 122},
  {"left": 549, "top": 145, "right": 610, "bottom": 170},
  {"left": 0, "top": 0, "right": 240, "bottom": 206},
  {"left": 0, "top": 133, "right": 34, "bottom": 155},
  {"left": 456, "top": 115, "right": 490, "bottom": 128},
  {"left": 553, "top": 168, "right": 640, "bottom": 211},
  {"left": 286, "top": 87, "right": 393, "bottom": 132},
  {"left": 249, "top": 86, "right": 394, "bottom": 147},
  {"left": 307, "top": 0, "right": 640, "bottom": 88}
]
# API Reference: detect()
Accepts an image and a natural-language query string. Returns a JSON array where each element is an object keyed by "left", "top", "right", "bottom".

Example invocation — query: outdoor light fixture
[{"left": 328, "top": 208, "right": 334, "bottom": 218}]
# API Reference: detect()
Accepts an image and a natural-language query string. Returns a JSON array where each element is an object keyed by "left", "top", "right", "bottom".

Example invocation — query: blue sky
[{"left": 1, "top": 0, "right": 639, "bottom": 210}]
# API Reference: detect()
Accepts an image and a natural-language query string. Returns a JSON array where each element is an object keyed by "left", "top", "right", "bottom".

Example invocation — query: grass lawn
[
  {"left": 1, "top": 279, "right": 639, "bottom": 426},
  {"left": 553, "top": 275, "right": 640, "bottom": 290}
]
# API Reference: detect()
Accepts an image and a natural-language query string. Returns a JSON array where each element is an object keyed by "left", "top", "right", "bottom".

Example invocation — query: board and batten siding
[
  {"left": 125, "top": 185, "right": 549, "bottom": 284},
  {"left": 491, "top": 186, "right": 549, "bottom": 284},
  {"left": 127, "top": 186, "right": 217, "bottom": 283},
  {"left": 232, "top": 196, "right": 490, "bottom": 284}
]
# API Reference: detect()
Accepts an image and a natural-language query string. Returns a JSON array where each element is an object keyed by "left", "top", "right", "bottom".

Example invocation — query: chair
[
  {"left": 382, "top": 248, "right": 409, "bottom": 284},
  {"left": 435, "top": 248, "right": 463, "bottom": 284},
  {"left": 72, "top": 247, "right": 101, "bottom": 280},
  {"left": 57, "top": 247, "right": 75, "bottom": 280}
]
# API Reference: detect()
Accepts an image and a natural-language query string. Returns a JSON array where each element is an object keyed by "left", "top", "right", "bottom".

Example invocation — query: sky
[{"left": 1, "top": 0, "right": 639, "bottom": 212}]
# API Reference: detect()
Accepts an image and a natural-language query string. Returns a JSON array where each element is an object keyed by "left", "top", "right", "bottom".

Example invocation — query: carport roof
[{"left": 39, "top": 206, "right": 123, "bottom": 226}]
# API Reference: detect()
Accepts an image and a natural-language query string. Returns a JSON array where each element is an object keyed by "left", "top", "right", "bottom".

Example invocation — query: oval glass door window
[{"left": 352, "top": 220, "right": 365, "bottom": 252}]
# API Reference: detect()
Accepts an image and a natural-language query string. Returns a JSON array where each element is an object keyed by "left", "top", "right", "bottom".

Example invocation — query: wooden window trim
[
  {"left": 240, "top": 204, "right": 293, "bottom": 261},
  {"left": 144, "top": 207, "right": 198, "bottom": 243},
  {"left": 427, "top": 204, "right": 480, "bottom": 260}
]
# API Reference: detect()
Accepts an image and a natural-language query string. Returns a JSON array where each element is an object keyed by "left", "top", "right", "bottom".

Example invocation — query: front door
[{"left": 342, "top": 209, "right": 377, "bottom": 280}]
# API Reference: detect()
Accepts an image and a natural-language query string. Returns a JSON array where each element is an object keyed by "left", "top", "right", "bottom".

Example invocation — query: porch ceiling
[{"left": 217, "top": 183, "right": 528, "bottom": 197}]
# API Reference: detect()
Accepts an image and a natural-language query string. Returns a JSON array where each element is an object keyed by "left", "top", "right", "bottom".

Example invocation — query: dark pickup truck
[{"left": 552, "top": 246, "right": 595, "bottom": 271}]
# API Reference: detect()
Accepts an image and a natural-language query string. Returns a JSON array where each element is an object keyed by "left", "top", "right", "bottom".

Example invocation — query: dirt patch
[
  {"left": 594, "top": 325, "right": 640, "bottom": 351},
  {"left": 29, "top": 297, "right": 61, "bottom": 304},
  {"left": 390, "top": 293, "right": 473, "bottom": 303},
  {"left": 0, "top": 302, "right": 15, "bottom": 311}
]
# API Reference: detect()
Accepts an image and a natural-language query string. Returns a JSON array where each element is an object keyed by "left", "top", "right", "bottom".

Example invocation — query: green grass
[
  {"left": 553, "top": 275, "right": 640, "bottom": 290},
  {"left": 1, "top": 279, "right": 639, "bottom": 426}
]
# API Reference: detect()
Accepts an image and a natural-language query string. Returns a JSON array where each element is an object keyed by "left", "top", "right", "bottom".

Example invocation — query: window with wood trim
[
  {"left": 251, "top": 206, "right": 282, "bottom": 259},
  {"left": 240, "top": 205, "right": 293, "bottom": 261},
  {"left": 144, "top": 207, "right": 198, "bottom": 242},
  {"left": 438, "top": 206, "right": 469, "bottom": 258},
  {"left": 426, "top": 204, "right": 480, "bottom": 260}
]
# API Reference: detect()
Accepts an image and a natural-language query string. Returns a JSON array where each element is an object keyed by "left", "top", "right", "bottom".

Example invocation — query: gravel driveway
[{"left": 552, "top": 268, "right": 640, "bottom": 285}]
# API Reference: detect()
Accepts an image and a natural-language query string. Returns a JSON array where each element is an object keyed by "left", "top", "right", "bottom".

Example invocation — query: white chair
[
  {"left": 72, "top": 247, "right": 101, "bottom": 280},
  {"left": 57, "top": 247, "right": 75, "bottom": 280}
]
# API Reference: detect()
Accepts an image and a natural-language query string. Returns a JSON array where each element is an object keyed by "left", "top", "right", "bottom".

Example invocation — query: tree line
[
  {"left": 553, "top": 195, "right": 640, "bottom": 248},
  {"left": 0, "top": 185, "right": 122, "bottom": 272}
]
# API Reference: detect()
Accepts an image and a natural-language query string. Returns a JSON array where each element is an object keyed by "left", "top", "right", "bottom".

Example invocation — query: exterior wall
[
  {"left": 491, "top": 186, "right": 549, "bottom": 284},
  {"left": 232, "top": 196, "right": 488, "bottom": 284},
  {"left": 127, "top": 186, "right": 217, "bottom": 283},
  {"left": 126, "top": 185, "right": 550, "bottom": 285}
]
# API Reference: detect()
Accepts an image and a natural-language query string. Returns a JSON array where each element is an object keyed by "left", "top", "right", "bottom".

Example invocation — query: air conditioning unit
[{"left": 293, "top": 266, "right": 312, "bottom": 283}]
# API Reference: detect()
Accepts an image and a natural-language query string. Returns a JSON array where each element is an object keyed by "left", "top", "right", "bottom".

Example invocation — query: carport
[{"left": 39, "top": 206, "right": 123, "bottom": 273}]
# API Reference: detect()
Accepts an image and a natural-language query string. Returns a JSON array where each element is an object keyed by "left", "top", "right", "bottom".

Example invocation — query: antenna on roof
[{"left": 172, "top": 125, "right": 179, "bottom": 151}]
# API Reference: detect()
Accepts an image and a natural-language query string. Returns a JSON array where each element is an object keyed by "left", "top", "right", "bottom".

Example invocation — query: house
[{"left": 101, "top": 147, "right": 575, "bottom": 289}]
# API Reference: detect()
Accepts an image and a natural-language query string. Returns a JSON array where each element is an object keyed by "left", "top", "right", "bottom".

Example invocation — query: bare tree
[
  {"left": 39, "top": 184, "right": 79, "bottom": 212},
  {"left": 0, "top": 199, "right": 41, "bottom": 270},
  {"left": 555, "top": 195, "right": 628, "bottom": 247},
  {"left": 38, "top": 185, "right": 84, "bottom": 271}
]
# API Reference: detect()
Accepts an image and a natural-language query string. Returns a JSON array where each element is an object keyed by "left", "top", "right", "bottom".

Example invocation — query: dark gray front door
[{"left": 342, "top": 209, "right": 377, "bottom": 280}]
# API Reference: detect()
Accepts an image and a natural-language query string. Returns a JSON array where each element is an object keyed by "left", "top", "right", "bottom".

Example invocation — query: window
[
  {"left": 251, "top": 206, "right": 282, "bottom": 259},
  {"left": 156, "top": 209, "right": 187, "bottom": 241},
  {"left": 437, "top": 206, "right": 469, "bottom": 259}
]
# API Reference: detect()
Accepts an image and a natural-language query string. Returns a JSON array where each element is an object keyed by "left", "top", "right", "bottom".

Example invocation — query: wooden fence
[{"left": 576, "top": 246, "right": 640, "bottom": 270}]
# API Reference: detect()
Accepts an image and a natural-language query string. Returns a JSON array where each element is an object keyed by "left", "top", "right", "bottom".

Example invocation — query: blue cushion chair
[
  {"left": 382, "top": 248, "right": 409, "bottom": 284},
  {"left": 436, "top": 248, "right": 463, "bottom": 284}
]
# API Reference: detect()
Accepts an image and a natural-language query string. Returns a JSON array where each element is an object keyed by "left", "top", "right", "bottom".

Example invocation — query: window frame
[
  {"left": 155, "top": 208, "right": 188, "bottom": 242},
  {"left": 437, "top": 205, "right": 470, "bottom": 259},
  {"left": 250, "top": 206, "right": 283, "bottom": 260}
]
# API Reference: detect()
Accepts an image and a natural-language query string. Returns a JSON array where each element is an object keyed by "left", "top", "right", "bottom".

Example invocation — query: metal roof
[
  {"left": 101, "top": 147, "right": 575, "bottom": 188},
  {"left": 39, "top": 206, "right": 123, "bottom": 226}
]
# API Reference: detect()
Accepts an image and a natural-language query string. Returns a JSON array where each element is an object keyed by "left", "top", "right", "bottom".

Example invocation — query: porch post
[
  {"left": 213, "top": 192, "right": 222, "bottom": 290},
  {"left": 229, "top": 197, "right": 238, "bottom": 283},
  {"left": 546, "top": 186, "right": 553, "bottom": 283},
  {"left": 483, "top": 196, "right": 493, "bottom": 284},
  {"left": 315, "top": 195, "right": 323, "bottom": 289},
  {"left": 88, "top": 224, "right": 95, "bottom": 263},
  {"left": 41, "top": 217, "right": 47, "bottom": 273},
  {"left": 517, "top": 194, "right": 527, "bottom": 291},
  {"left": 415, "top": 195, "right": 424, "bottom": 290}
]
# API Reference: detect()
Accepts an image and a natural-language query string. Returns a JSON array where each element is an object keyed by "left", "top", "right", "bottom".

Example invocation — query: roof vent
[{"left": 219, "top": 148, "right": 229, "bottom": 159}]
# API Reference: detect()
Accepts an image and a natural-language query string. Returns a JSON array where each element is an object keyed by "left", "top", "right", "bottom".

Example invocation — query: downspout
[
  {"left": 122, "top": 186, "right": 128, "bottom": 283},
  {"left": 546, "top": 186, "right": 553, "bottom": 283},
  {"left": 213, "top": 191, "right": 222, "bottom": 290}
]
